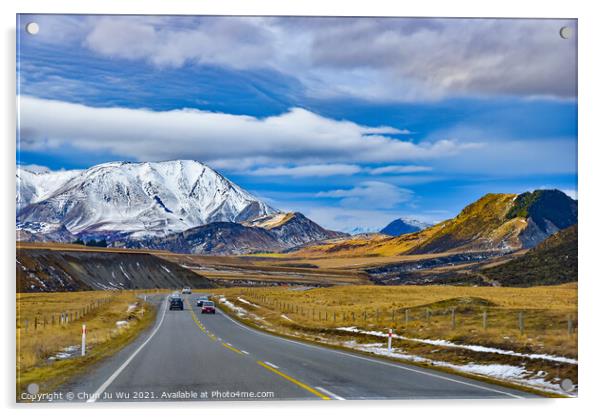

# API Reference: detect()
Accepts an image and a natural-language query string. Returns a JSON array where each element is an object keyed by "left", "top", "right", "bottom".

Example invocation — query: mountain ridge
[
  {"left": 292, "top": 190, "right": 577, "bottom": 257},
  {"left": 128, "top": 212, "right": 347, "bottom": 255},
  {"left": 17, "top": 160, "right": 276, "bottom": 240}
]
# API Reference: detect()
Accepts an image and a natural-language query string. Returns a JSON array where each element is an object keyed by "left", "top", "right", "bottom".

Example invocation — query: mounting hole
[
  {"left": 559, "top": 26, "right": 572, "bottom": 40},
  {"left": 25, "top": 22, "right": 39, "bottom": 35},
  {"left": 560, "top": 378, "right": 574, "bottom": 392}
]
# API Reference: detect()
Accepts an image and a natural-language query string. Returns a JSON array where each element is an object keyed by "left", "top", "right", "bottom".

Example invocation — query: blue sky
[{"left": 16, "top": 15, "right": 578, "bottom": 232}]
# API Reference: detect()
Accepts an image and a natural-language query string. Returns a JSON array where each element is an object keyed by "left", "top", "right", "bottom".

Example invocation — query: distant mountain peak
[{"left": 380, "top": 217, "right": 431, "bottom": 236}]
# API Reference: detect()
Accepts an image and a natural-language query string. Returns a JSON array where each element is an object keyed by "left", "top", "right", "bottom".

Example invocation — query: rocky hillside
[
  {"left": 293, "top": 190, "right": 577, "bottom": 257},
  {"left": 480, "top": 225, "right": 577, "bottom": 287},
  {"left": 16, "top": 248, "right": 216, "bottom": 292},
  {"left": 130, "top": 212, "right": 346, "bottom": 255}
]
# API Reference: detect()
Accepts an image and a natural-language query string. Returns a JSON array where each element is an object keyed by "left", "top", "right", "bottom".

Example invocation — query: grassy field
[
  {"left": 16, "top": 290, "right": 158, "bottom": 396},
  {"left": 210, "top": 283, "right": 577, "bottom": 394}
]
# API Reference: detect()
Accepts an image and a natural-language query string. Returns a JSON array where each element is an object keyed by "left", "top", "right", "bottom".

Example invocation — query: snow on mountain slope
[
  {"left": 17, "top": 160, "right": 276, "bottom": 238},
  {"left": 16, "top": 166, "right": 81, "bottom": 209}
]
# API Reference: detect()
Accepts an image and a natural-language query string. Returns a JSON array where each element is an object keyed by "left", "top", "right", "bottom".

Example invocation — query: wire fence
[{"left": 234, "top": 291, "right": 578, "bottom": 338}]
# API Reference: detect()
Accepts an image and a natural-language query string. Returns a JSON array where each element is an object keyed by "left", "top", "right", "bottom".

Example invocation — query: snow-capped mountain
[
  {"left": 17, "top": 160, "right": 276, "bottom": 239},
  {"left": 348, "top": 226, "right": 381, "bottom": 235},
  {"left": 380, "top": 217, "right": 432, "bottom": 236},
  {"left": 17, "top": 166, "right": 82, "bottom": 210}
]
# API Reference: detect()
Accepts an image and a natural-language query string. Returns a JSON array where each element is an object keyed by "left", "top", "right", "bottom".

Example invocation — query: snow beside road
[
  {"left": 237, "top": 297, "right": 259, "bottom": 308},
  {"left": 342, "top": 341, "right": 575, "bottom": 396},
  {"left": 337, "top": 326, "right": 577, "bottom": 365}
]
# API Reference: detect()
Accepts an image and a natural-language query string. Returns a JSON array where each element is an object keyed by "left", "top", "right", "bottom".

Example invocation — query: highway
[{"left": 60, "top": 295, "right": 537, "bottom": 402}]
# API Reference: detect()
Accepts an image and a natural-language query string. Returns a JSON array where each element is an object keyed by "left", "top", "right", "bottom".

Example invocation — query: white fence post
[
  {"left": 82, "top": 324, "right": 87, "bottom": 356},
  {"left": 388, "top": 328, "right": 392, "bottom": 353}
]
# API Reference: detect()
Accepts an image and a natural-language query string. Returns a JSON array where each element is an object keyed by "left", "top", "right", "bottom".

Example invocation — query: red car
[{"left": 201, "top": 301, "right": 216, "bottom": 314}]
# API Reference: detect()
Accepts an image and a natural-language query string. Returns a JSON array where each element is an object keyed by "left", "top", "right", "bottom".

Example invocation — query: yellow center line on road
[
  {"left": 257, "top": 361, "right": 331, "bottom": 400},
  {"left": 186, "top": 300, "right": 215, "bottom": 341},
  {"left": 222, "top": 343, "right": 243, "bottom": 354}
]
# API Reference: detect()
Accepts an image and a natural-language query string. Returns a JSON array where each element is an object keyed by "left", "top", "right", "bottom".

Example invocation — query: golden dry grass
[
  {"left": 16, "top": 290, "right": 158, "bottom": 395},
  {"left": 213, "top": 283, "right": 577, "bottom": 358}
]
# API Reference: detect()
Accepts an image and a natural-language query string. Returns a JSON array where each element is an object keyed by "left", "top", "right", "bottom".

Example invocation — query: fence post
[
  {"left": 387, "top": 328, "right": 393, "bottom": 353},
  {"left": 567, "top": 315, "right": 574, "bottom": 336},
  {"left": 483, "top": 310, "right": 488, "bottom": 329},
  {"left": 405, "top": 309, "right": 409, "bottom": 326},
  {"left": 451, "top": 308, "right": 456, "bottom": 330},
  {"left": 34, "top": 316, "right": 38, "bottom": 330},
  {"left": 518, "top": 311, "right": 524, "bottom": 335},
  {"left": 81, "top": 324, "right": 86, "bottom": 356}
]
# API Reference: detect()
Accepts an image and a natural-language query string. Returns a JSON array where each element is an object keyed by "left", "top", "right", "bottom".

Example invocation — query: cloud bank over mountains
[{"left": 72, "top": 16, "right": 577, "bottom": 101}]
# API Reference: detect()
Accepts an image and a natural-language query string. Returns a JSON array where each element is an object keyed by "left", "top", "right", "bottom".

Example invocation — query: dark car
[
  {"left": 201, "top": 301, "right": 216, "bottom": 314},
  {"left": 196, "top": 296, "right": 209, "bottom": 307},
  {"left": 169, "top": 294, "right": 184, "bottom": 310}
]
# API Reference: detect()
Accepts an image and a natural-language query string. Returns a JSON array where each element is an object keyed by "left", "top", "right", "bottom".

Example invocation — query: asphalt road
[{"left": 58, "top": 294, "right": 538, "bottom": 402}]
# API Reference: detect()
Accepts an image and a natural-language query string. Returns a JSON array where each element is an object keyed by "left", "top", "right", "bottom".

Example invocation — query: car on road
[
  {"left": 201, "top": 301, "right": 216, "bottom": 314},
  {"left": 196, "top": 296, "right": 209, "bottom": 306},
  {"left": 182, "top": 287, "right": 192, "bottom": 294},
  {"left": 169, "top": 294, "right": 184, "bottom": 310}
]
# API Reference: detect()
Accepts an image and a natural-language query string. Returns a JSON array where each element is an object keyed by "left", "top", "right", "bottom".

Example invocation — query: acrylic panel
[{"left": 16, "top": 14, "right": 578, "bottom": 403}]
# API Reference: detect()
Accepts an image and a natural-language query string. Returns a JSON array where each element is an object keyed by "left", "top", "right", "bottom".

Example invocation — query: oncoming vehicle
[
  {"left": 196, "top": 295, "right": 209, "bottom": 306},
  {"left": 201, "top": 301, "right": 216, "bottom": 314},
  {"left": 169, "top": 294, "right": 184, "bottom": 310},
  {"left": 182, "top": 287, "right": 192, "bottom": 294}
]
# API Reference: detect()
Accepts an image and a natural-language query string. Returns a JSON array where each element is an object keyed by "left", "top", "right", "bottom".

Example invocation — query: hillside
[
  {"left": 130, "top": 212, "right": 346, "bottom": 255},
  {"left": 16, "top": 248, "right": 216, "bottom": 292},
  {"left": 292, "top": 190, "right": 577, "bottom": 258},
  {"left": 480, "top": 225, "right": 577, "bottom": 286}
]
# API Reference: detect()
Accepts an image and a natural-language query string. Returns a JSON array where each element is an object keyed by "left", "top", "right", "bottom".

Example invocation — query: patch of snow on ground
[
  {"left": 219, "top": 297, "right": 247, "bottom": 316},
  {"left": 48, "top": 345, "right": 80, "bottom": 361},
  {"left": 127, "top": 303, "right": 138, "bottom": 313},
  {"left": 120, "top": 264, "right": 131, "bottom": 280},
  {"left": 281, "top": 314, "right": 293, "bottom": 322},
  {"left": 160, "top": 265, "right": 171, "bottom": 274},
  {"left": 341, "top": 341, "right": 574, "bottom": 396},
  {"left": 116, "top": 320, "right": 129, "bottom": 328},
  {"left": 237, "top": 297, "right": 259, "bottom": 308},
  {"left": 337, "top": 326, "right": 577, "bottom": 365}
]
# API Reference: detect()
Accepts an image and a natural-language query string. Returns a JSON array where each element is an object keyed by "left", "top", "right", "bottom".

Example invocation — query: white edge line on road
[
  {"left": 264, "top": 361, "right": 279, "bottom": 369},
  {"left": 86, "top": 297, "right": 168, "bottom": 403},
  {"left": 315, "top": 387, "right": 345, "bottom": 400},
  {"left": 241, "top": 350, "right": 250, "bottom": 355},
  {"left": 216, "top": 309, "right": 525, "bottom": 399}
]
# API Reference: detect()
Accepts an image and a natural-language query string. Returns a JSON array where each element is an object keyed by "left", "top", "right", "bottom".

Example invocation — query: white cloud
[
  {"left": 84, "top": 16, "right": 276, "bottom": 69},
  {"left": 245, "top": 164, "right": 362, "bottom": 177},
  {"left": 317, "top": 181, "right": 413, "bottom": 209},
  {"left": 19, "top": 96, "right": 478, "bottom": 168},
  {"left": 23, "top": 15, "right": 576, "bottom": 101},
  {"left": 369, "top": 165, "right": 433, "bottom": 175},
  {"left": 59, "top": 16, "right": 576, "bottom": 101}
]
